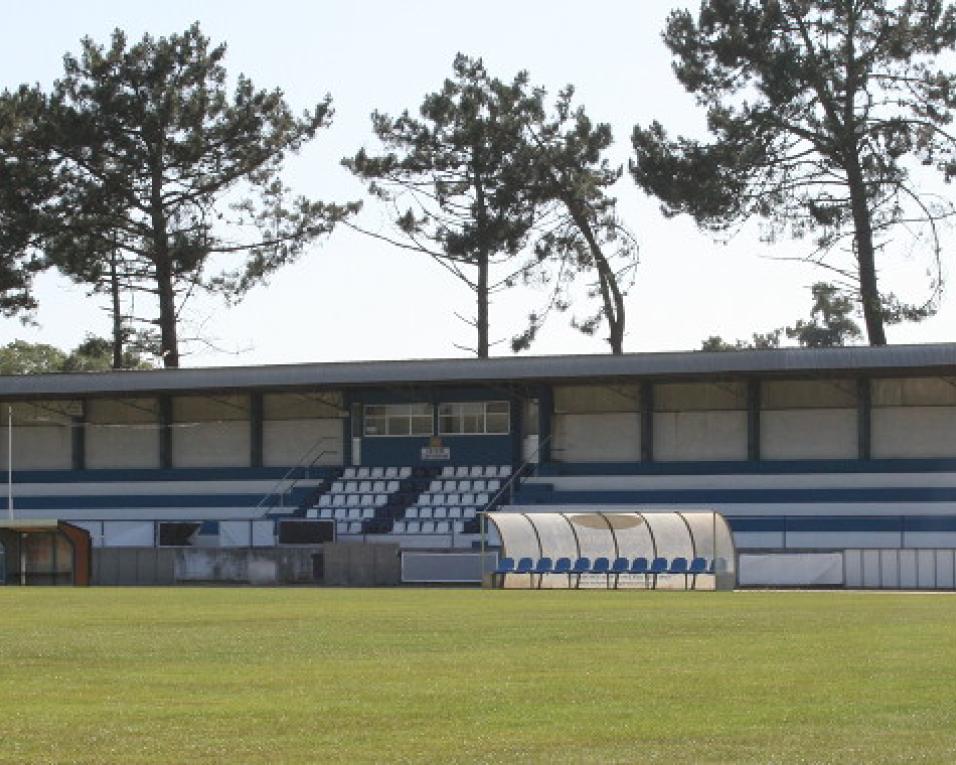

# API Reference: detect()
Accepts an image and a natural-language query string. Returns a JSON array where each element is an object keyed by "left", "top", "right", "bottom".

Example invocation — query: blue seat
[
  {"left": 492, "top": 556, "right": 514, "bottom": 588},
  {"left": 669, "top": 557, "right": 689, "bottom": 588},
  {"left": 592, "top": 557, "right": 611, "bottom": 587},
  {"left": 553, "top": 557, "right": 572, "bottom": 575},
  {"left": 532, "top": 557, "right": 553, "bottom": 588},
  {"left": 610, "top": 557, "right": 629, "bottom": 589},
  {"left": 649, "top": 557, "right": 668, "bottom": 589},
  {"left": 630, "top": 557, "right": 649, "bottom": 574},
  {"left": 688, "top": 557, "right": 708, "bottom": 589},
  {"left": 569, "top": 557, "right": 591, "bottom": 588},
  {"left": 515, "top": 557, "right": 534, "bottom": 575}
]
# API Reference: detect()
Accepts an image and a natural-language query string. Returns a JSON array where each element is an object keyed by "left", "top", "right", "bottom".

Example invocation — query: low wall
[{"left": 321, "top": 543, "right": 401, "bottom": 586}]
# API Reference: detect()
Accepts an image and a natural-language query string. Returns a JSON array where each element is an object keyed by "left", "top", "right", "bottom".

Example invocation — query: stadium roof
[{"left": 0, "top": 343, "right": 955, "bottom": 399}]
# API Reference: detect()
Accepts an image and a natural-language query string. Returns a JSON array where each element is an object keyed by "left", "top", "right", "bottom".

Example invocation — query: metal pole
[{"left": 7, "top": 405, "right": 12, "bottom": 521}]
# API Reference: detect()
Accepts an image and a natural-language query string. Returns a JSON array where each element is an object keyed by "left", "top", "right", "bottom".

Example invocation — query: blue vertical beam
[
  {"left": 158, "top": 395, "right": 173, "bottom": 469},
  {"left": 342, "top": 391, "right": 353, "bottom": 467},
  {"left": 640, "top": 381, "right": 654, "bottom": 463},
  {"left": 539, "top": 385, "right": 553, "bottom": 464},
  {"left": 747, "top": 379, "right": 761, "bottom": 462},
  {"left": 249, "top": 392, "right": 263, "bottom": 468},
  {"left": 72, "top": 400, "right": 86, "bottom": 471},
  {"left": 509, "top": 391, "right": 521, "bottom": 466},
  {"left": 858, "top": 377, "right": 871, "bottom": 460}
]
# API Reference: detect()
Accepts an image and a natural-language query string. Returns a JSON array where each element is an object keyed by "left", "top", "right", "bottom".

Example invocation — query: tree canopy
[
  {"left": 15, "top": 23, "right": 355, "bottom": 367},
  {"left": 632, "top": 0, "right": 956, "bottom": 346}
]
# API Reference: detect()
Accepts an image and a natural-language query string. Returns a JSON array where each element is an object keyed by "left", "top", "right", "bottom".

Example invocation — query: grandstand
[{"left": 1, "top": 343, "right": 955, "bottom": 587}]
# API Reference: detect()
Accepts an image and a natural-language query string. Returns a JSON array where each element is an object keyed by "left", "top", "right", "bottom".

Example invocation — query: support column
[
  {"left": 72, "top": 401, "right": 86, "bottom": 471},
  {"left": 857, "top": 377, "right": 871, "bottom": 460},
  {"left": 538, "top": 386, "right": 553, "bottom": 464},
  {"left": 747, "top": 379, "right": 761, "bottom": 462},
  {"left": 250, "top": 392, "right": 263, "bottom": 468},
  {"left": 158, "top": 395, "right": 173, "bottom": 470},
  {"left": 640, "top": 381, "right": 654, "bottom": 463}
]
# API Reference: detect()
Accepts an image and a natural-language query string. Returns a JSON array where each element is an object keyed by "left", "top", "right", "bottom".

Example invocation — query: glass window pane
[
  {"left": 438, "top": 415, "right": 458, "bottom": 434},
  {"left": 388, "top": 417, "right": 411, "bottom": 436},
  {"left": 462, "top": 415, "right": 482, "bottom": 433},
  {"left": 438, "top": 403, "right": 454, "bottom": 416},
  {"left": 486, "top": 413, "right": 510, "bottom": 433},
  {"left": 410, "top": 403, "right": 432, "bottom": 416},
  {"left": 365, "top": 405, "right": 386, "bottom": 417},
  {"left": 365, "top": 416, "right": 386, "bottom": 436},
  {"left": 487, "top": 401, "right": 509, "bottom": 415},
  {"left": 411, "top": 416, "right": 434, "bottom": 435}
]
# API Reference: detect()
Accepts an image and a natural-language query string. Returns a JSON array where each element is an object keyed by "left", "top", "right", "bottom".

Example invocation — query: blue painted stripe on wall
[
  {"left": 516, "top": 487, "right": 956, "bottom": 504},
  {"left": 726, "top": 515, "right": 956, "bottom": 533},
  {"left": 537, "top": 459, "right": 956, "bottom": 476}
]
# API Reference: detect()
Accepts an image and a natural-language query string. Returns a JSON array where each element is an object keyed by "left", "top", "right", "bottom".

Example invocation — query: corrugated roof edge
[{"left": 1, "top": 342, "right": 955, "bottom": 399}]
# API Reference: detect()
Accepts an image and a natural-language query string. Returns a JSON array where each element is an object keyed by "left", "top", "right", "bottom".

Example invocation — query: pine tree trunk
[
  {"left": 149, "top": 149, "right": 180, "bottom": 368},
  {"left": 109, "top": 250, "right": 123, "bottom": 369},
  {"left": 477, "top": 250, "right": 489, "bottom": 358},
  {"left": 845, "top": 159, "right": 886, "bottom": 346}
]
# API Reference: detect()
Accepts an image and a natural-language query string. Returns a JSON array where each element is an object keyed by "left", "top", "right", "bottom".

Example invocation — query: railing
[{"left": 255, "top": 436, "right": 341, "bottom": 517}]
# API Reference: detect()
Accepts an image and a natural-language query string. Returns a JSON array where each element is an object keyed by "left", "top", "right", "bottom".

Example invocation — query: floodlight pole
[{"left": 7, "top": 405, "right": 12, "bottom": 521}]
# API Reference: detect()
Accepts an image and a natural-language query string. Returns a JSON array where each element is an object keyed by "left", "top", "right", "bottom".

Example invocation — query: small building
[{"left": 0, "top": 520, "right": 92, "bottom": 586}]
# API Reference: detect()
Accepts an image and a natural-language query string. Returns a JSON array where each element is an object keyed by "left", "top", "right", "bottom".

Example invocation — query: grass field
[{"left": 0, "top": 589, "right": 954, "bottom": 764}]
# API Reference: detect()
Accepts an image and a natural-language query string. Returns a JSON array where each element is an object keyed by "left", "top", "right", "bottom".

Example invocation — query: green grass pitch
[{"left": 1, "top": 588, "right": 954, "bottom": 764}]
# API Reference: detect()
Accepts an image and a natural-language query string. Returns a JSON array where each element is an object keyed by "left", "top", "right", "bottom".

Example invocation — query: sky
[{"left": 0, "top": 0, "right": 953, "bottom": 366}]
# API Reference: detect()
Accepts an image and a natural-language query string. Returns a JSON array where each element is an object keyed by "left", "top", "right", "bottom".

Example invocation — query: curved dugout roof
[{"left": 487, "top": 510, "right": 736, "bottom": 589}]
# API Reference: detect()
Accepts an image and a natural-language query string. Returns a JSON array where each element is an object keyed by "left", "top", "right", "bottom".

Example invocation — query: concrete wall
[
  {"left": 86, "top": 398, "right": 160, "bottom": 469},
  {"left": 871, "top": 377, "right": 956, "bottom": 458},
  {"left": 321, "top": 542, "right": 401, "bottom": 586},
  {"left": 761, "top": 409, "right": 857, "bottom": 459},
  {"left": 93, "top": 548, "right": 176, "bottom": 585},
  {"left": 1, "top": 426, "right": 73, "bottom": 469},
  {"left": 654, "top": 382, "right": 747, "bottom": 461},
  {"left": 552, "top": 413, "right": 641, "bottom": 462},
  {"left": 172, "top": 395, "right": 250, "bottom": 468},
  {"left": 263, "top": 418, "right": 343, "bottom": 466}
]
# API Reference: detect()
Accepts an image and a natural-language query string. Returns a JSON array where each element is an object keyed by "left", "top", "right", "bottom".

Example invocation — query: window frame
[
  {"left": 363, "top": 403, "right": 434, "bottom": 437},
  {"left": 438, "top": 400, "right": 511, "bottom": 436}
]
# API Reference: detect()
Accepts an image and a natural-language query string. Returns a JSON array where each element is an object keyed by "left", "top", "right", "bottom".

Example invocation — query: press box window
[
  {"left": 439, "top": 401, "right": 510, "bottom": 435},
  {"left": 364, "top": 403, "right": 433, "bottom": 436}
]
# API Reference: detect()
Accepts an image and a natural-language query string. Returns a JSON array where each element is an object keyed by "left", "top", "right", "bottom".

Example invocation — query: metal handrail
[{"left": 255, "top": 436, "right": 340, "bottom": 517}]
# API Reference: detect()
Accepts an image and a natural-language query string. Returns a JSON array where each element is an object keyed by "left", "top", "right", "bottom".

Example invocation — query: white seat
[
  {"left": 446, "top": 493, "right": 461, "bottom": 506},
  {"left": 348, "top": 521, "right": 362, "bottom": 534},
  {"left": 461, "top": 493, "right": 475, "bottom": 506},
  {"left": 358, "top": 480, "right": 371, "bottom": 493},
  {"left": 498, "top": 465, "right": 511, "bottom": 477},
  {"left": 455, "top": 466, "right": 469, "bottom": 478},
  {"left": 347, "top": 494, "right": 362, "bottom": 507},
  {"left": 344, "top": 480, "right": 358, "bottom": 493},
  {"left": 347, "top": 507, "right": 361, "bottom": 521},
  {"left": 476, "top": 493, "right": 490, "bottom": 506},
  {"left": 405, "top": 507, "right": 418, "bottom": 520},
  {"left": 463, "top": 507, "right": 476, "bottom": 519},
  {"left": 333, "top": 494, "right": 346, "bottom": 507},
  {"left": 370, "top": 467, "right": 384, "bottom": 479},
  {"left": 334, "top": 508, "right": 348, "bottom": 520},
  {"left": 384, "top": 466, "right": 398, "bottom": 479},
  {"left": 392, "top": 520, "right": 406, "bottom": 534},
  {"left": 429, "top": 479, "right": 443, "bottom": 493},
  {"left": 361, "top": 507, "right": 375, "bottom": 520},
  {"left": 332, "top": 481, "right": 345, "bottom": 493},
  {"left": 372, "top": 480, "right": 385, "bottom": 493},
  {"left": 386, "top": 480, "right": 399, "bottom": 493},
  {"left": 440, "top": 466, "right": 455, "bottom": 478},
  {"left": 435, "top": 521, "right": 450, "bottom": 534},
  {"left": 469, "top": 466, "right": 483, "bottom": 478},
  {"left": 318, "top": 495, "right": 332, "bottom": 508},
  {"left": 360, "top": 494, "right": 376, "bottom": 507},
  {"left": 432, "top": 493, "right": 446, "bottom": 505},
  {"left": 336, "top": 521, "right": 349, "bottom": 535},
  {"left": 398, "top": 467, "right": 412, "bottom": 479},
  {"left": 487, "top": 479, "right": 501, "bottom": 492},
  {"left": 419, "top": 507, "right": 433, "bottom": 520},
  {"left": 443, "top": 480, "right": 457, "bottom": 492},
  {"left": 473, "top": 479, "right": 486, "bottom": 492},
  {"left": 453, "top": 520, "right": 465, "bottom": 534},
  {"left": 374, "top": 493, "right": 387, "bottom": 506},
  {"left": 306, "top": 508, "right": 318, "bottom": 519},
  {"left": 458, "top": 480, "right": 472, "bottom": 492},
  {"left": 448, "top": 507, "right": 462, "bottom": 520},
  {"left": 483, "top": 465, "right": 498, "bottom": 478},
  {"left": 418, "top": 494, "right": 432, "bottom": 507},
  {"left": 356, "top": 467, "right": 370, "bottom": 479},
  {"left": 406, "top": 520, "right": 421, "bottom": 534},
  {"left": 320, "top": 508, "right": 334, "bottom": 519},
  {"left": 433, "top": 506, "right": 447, "bottom": 520},
  {"left": 421, "top": 521, "right": 436, "bottom": 534},
  {"left": 342, "top": 467, "right": 357, "bottom": 480}
]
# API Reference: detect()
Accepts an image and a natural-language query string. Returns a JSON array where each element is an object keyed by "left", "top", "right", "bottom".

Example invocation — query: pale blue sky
[{"left": 1, "top": 1, "right": 952, "bottom": 365}]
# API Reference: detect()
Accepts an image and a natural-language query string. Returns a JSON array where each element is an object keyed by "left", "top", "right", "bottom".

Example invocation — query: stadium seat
[
  {"left": 457, "top": 480, "right": 471, "bottom": 492},
  {"left": 475, "top": 493, "right": 490, "bottom": 506},
  {"left": 610, "top": 557, "right": 629, "bottom": 589},
  {"left": 347, "top": 507, "right": 361, "bottom": 521},
  {"left": 493, "top": 556, "right": 515, "bottom": 587},
  {"left": 405, "top": 507, "right": 418, "bottom": 520},
  {"left": 463, "top": 508, "right": 476, "bottom": 520},
  {"left": 429, "top": 479, "right": 443, "bottom": 493},
  {"left": 306, "top": 508, "right": 317, "bottom": 519},
  {"left": 688, "top": 557, "right": 708, "bottom": 589},
  {"left": 336, "top": 521, "right": 348, "bottom": 536},
  {"left": 649, "top": 557, "right": 668, "bottom": 589},
  {"left": 398, "top": 467, "right": 412, "bottom": 479},
  {"left": 498, "top": 465, "right": 511, "bottom": 477},
  {"left": 435, "top": 521, "right": 450, "bottom": 534},
  {"left": 452, "top": 520, "right": 465, "bottom": 534},
  {"left": 374, "top": 494, "right": 387, "bottom": 506},
  {"left": 332, "top": 481, "right": 345, "bottom": 493},
  {"left": 386, "top": 480, "right": 399, "bottom": 493},
  {"left": 346, "top": 494, "right": 360, "bottom": 507},
  {"left": 333, "top": 508, "right": 347, "bottom": 520},
  {"left": 361, "top": 508, "right": 375, "bottom": 520},
  {"left": 384, "top": 467, "right": 398, "bottom": 479},
  {"left": 421, "top": 521, "right": 435, "bottom": 534},
  {"left": 419, "top": 507, "right": 433, "bottom": 520},
  {"left": 318, "top": 495, "right": 332, "bottom": 508},
  {"left": 487, "top": 479, "right": 501, "bottom": 492},
  {"left": 333, "top": 495, "right": 346, "bottom": 507},
  {"left": 483, "top": 466, "right": 498, "bottom": 478},
  {"left": 372, "top": 480, "right": 385, "bottom": 493},
  {"left": 319, "top": 509, "right": 333, "bottom": 520},
  {"left": 532, "top": 557, "right": 553, "bottom": 588},
  {"left": 515, "top": 557, "right": 534, "bottom": 576},
  {"left": 348, "top": 521, "right": 362, "bottom": 534},
  {"left": 356, "top": 467, "right": 370, "bottom": 479},
  {"left": 469, "top": 466, "right": 483, "bottom": 478},
  {"left": 358, "top": 480, "right": 371, "bottom": 493},
  {"left": 553, "top": 557, "right": 572, "bottom": 577},
  {"left": 446, "top": 493, "right": 461, "bottom": 506},
  {"left": 461, "top": 493, "right": 475, "bottom": 506},
  {"left": 473, "top": 479, "right": 487, "bottom": 492},
  {"left": 455, "top": 466, "right": 469, "bottom": 478},
  {"left": 448, "top": 507, "right": 462, "bottom": 520},
  {"left": 344, "top": 480, "right": 358, "bottom": 493},
  {"left": 433, "top": 507, "right": 447, "bottom": 520},
  {"left": 342, "top": 467, "right": 357, "bottom": 480},
  {"left": 592, "top": 557, "right": 611, "bottom": 586},
  {"left": 370, "top": 467, "right": 384, "bottom": 480},
  {"left": 441, "top": 466, "right": 455, "bottom": 478},
  {"left": 406, "top": 521, "right": 420, "bottom": 534},
  {"left": 393, "top": 520, "right": 406, "bottom": 534},
  {"left": 443, "top": 480, "right": 457, "bottom": 492},
  {"left": 570, "top": 557, "right": 591, "bottom": 588}
]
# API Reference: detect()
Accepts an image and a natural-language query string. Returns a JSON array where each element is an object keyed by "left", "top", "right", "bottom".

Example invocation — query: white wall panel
[
  {"left": 761, "top": 409, "right": 857, "bottom": 459},
  {"left": 263, "top": 418, "right": 343, "bottom": 466},
  {"left": 936, "top": 550, "right": 955, "bottom": 589},
  {"left": 871, "top": 406, "right": 956, "bottom": 458},
  {"left": 738, "top": 553, "right": 843, "bottom": 586},
  {"left": 862, "top": 549, "right": 882, "bottom": 587},
  {"left": 786, "top": 530, "right": 900, "bottom": 549},
  {"left": 653, "top": 411, "right": 747, "bottom": 461},
  {"left": 731, "top": 531, "right": 785, "bottom": 550},
  {"left": 173, "top": 422, "right": 249, "bottom": 468},
  {"left": 103, "top": 521, "right": 154, "bottom": 547},
  {"left": 552, "top": 413, "right": 640, "bottom": 462},
  {"left": 86, "top": 426, "right": 160, "bottom": 469},
  {"left": 0, "top": 426, "right": 72, "bottom": 470},
  {"left": 917, "top": 550, "right": 937, "bottom": 589},
  {"left": 844, "top": 549, "right": 863, "bottom": 587},
  {"left": 899, "top": 550, "right": 918, "bottom": 588},
  {"left": 879, "top": 550, "right": 899, "bottom": 588}
]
